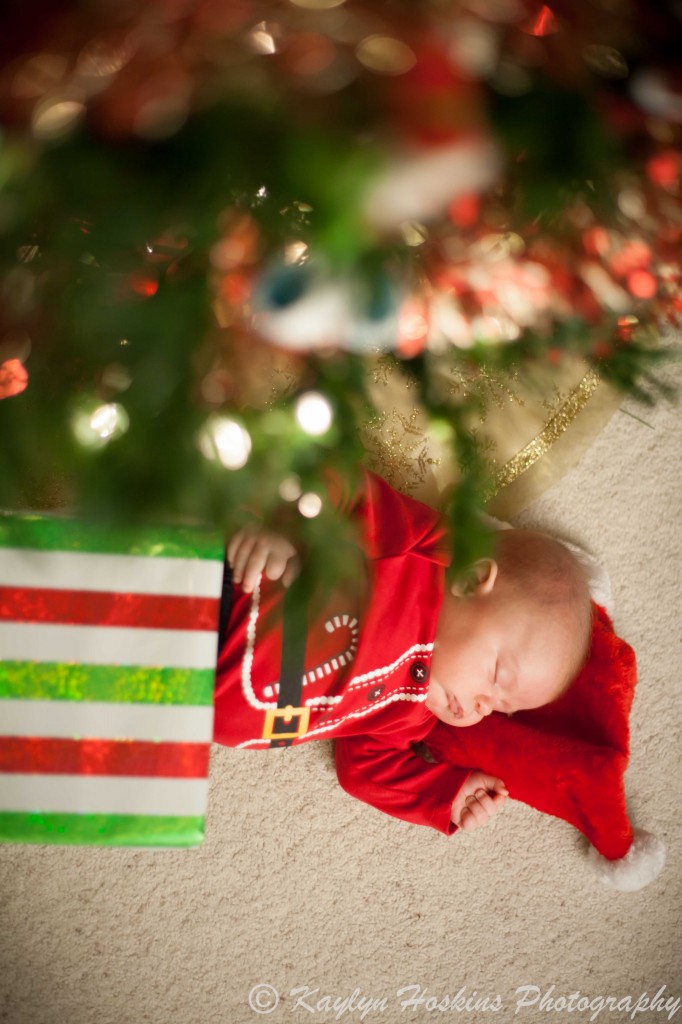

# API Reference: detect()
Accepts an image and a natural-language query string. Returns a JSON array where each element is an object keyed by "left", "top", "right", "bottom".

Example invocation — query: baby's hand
[
  {"left": 227, "top": 526, "right": 300, "bottom": 594},
  {"left": 451, "top": 771, "right": 509, "bottom": 832}
]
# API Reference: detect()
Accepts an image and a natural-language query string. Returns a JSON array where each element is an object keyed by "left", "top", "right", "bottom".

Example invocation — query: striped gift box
[{"left": 0, "top": 513, "right": 224, "bottom": 847}]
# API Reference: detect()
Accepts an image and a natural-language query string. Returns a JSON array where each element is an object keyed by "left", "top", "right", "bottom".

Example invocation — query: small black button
[
  {"left": 410, "top": 661, "right": 429, "bottom": 683},
  {"left": 367, "top": 684, "right": 385, "bottom": 702}
]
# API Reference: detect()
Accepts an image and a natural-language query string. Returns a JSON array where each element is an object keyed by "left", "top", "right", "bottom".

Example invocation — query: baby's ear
[{"left": 451, "top": 558, "right": 498, "bottom": 597}]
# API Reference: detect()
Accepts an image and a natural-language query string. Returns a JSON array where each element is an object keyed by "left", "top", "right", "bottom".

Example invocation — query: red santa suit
[{"left": 213, "top": 469, "right": 471, "bottom": 833}]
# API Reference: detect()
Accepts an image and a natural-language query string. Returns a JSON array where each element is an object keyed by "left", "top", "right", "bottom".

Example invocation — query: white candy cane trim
[
  {"left": 303, "top": 687, "right": 428, "bottom": 740},
  {"left": 345, "top": 644, "right": 434, "bottom": 690},
  {"left": 241, "top": 577, "right": 277, "bottom": 711},
  {"left": 235, "top": 687, "right": 429, "bottom": 748},
  {"left": 303, "top": 611, "right": 358, "bottom": 684},
  {"left": 262, "top": 609, "right": 359, "bottom": 699},
  {"left": 264, "top": 635, "right": 430, "bottom": 700}
]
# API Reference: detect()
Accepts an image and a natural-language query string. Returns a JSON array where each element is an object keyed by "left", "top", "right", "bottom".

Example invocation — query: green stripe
[
  {"left": 0, "top": 662, "right": 215, "bottom": 705},
  {"left": 0, "top": 513, "right": 224, "bottom": 560},
  {"left": 0, "top": 812, "right": 205, "bottom": 847}
]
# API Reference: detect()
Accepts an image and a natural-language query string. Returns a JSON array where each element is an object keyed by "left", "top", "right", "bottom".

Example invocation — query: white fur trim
[{"left": 588, "top": 828, "right": 666, "bottom": 891}]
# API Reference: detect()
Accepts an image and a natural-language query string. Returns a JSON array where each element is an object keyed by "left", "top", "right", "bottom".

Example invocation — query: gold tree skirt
[{"left": 361, "top": 356, "right": 623, "bottom": 519}]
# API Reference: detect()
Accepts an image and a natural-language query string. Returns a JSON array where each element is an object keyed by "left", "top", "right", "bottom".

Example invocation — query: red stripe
[
  {"left": 0, "top": 586, "right": 219, "bottom": 631},
  {"left": 0, "top": 737, "right": 210, "bottom": 778}
]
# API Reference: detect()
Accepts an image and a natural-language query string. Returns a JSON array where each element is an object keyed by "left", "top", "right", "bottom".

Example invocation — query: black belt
[
  {"left": 219, "top": 561, "right": 310, "bottom": 748},
  {"left": 262, "top": 577, "right": 310, "bottom": 748},
  {"left": 217, "top": 561, "right": 234, "bottom": 654}
]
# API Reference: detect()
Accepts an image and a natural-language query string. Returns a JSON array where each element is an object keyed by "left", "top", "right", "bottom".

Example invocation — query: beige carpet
[{"left": 1, "top": 361, "right": 680, "bottom": 1024}]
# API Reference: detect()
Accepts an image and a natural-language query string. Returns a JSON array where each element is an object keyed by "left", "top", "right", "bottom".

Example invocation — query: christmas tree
[{"left": 0, "top": 0, "right": 679, "bottom": 576}]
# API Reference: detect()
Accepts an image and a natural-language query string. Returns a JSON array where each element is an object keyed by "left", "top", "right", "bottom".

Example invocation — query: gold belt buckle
[{"left": 262, "top": 705, "right": 311, "bottom": 742}]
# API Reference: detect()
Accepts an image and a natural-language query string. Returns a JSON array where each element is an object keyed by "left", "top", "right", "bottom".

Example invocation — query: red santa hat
[{"left": 425, "top": 603, "right": 665, "bottom": 891}]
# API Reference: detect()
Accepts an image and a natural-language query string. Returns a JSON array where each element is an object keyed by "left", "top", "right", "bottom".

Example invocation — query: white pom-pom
[{"left": 588, "top": 828, "right": 666, "bottom": 891}]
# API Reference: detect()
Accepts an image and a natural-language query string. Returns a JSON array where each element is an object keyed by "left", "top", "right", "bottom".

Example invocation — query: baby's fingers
[
  {"left": 228, "top": 527, "right": 298, "bottom": 593},
  {"left": 229, "top": 530, "right": 260, "bottom": 585},
  {"left": 241, "top": 543, "right": 272, "bottom": 593},
  {"left": 263, "top": 550, "right": 291, "bottom": 583},
  {"left": 474, "top": 773, "right": 509, "bottom": 798},
  {"left": 458, "top": 789, "right": 506, "bottom": 832},
  {"left": 458, "top": 791, "right": 492, "bottom": 831}
]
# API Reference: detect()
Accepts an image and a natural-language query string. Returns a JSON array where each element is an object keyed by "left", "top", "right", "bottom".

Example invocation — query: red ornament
[
  {"left": 609, "top": 240, "right": 652, "bottom": 278},
  {"left": 0, "top": 358, "right": 28, "bottom": 399},
  {"left": 448, "top": 193, "right": 480, "bottom": 229},
  {"left": 616, "top": 316, "right": 637, "bottom": 344},
  {"left": 583, "top": 226, "right": 611, "bottom": 258},
  {"left": 627, "top": 269, "right": 657, "bottom": 299},
  {"left": 646, "top": 150, "right": 681, "bottom": 191},
  {"left": 522, "top": 5, "right": 559, "bottom": 37},
  {"left": 127, "top": 274, "right": 159, "bottom": 298}
]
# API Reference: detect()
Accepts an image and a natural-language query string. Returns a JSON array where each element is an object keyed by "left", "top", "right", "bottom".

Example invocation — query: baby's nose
[{"left": 474, "top": 694, "right": 494, "bottom": 717}]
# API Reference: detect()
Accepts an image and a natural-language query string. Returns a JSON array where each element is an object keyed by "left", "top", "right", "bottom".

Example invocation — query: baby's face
[{"left": 426, "top": 586, "right": 573, "bottom": 728}]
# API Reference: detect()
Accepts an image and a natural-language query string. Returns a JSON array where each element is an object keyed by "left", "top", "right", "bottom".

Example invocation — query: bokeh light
[
  {"left": 355, "top": 36, "right": 416, "bottom": 76},
  {"left": 279, "top": 475, "right": 303, "bottom": 502},
  {"left": 198, "top": 415, "right": 252, "bottom": 470},
  {"left": 295, "top": 392, "right": 334, "bottom": 435},
  {"left": 72, "top": 402, "right": 129, "bottom": 448},
  {"left": 31, "top": 94, "right": 85, "bottom": 140},
  {"left": 298, "top": 492, "right": 323, "bottom": 518}
]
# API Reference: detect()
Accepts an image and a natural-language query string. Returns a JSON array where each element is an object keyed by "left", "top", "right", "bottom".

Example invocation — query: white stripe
[
  {"left": 0, "top": 774, "right": 208, "bottom": 817},
  {"left": 0, "top": 548, "right": 223, "bottom": 597},
  {"left": 0, "top": 622, "right": 217, "bottom": 669},
  {"left": 0, "top": 699, "right": 214, "bottom": 742}
]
